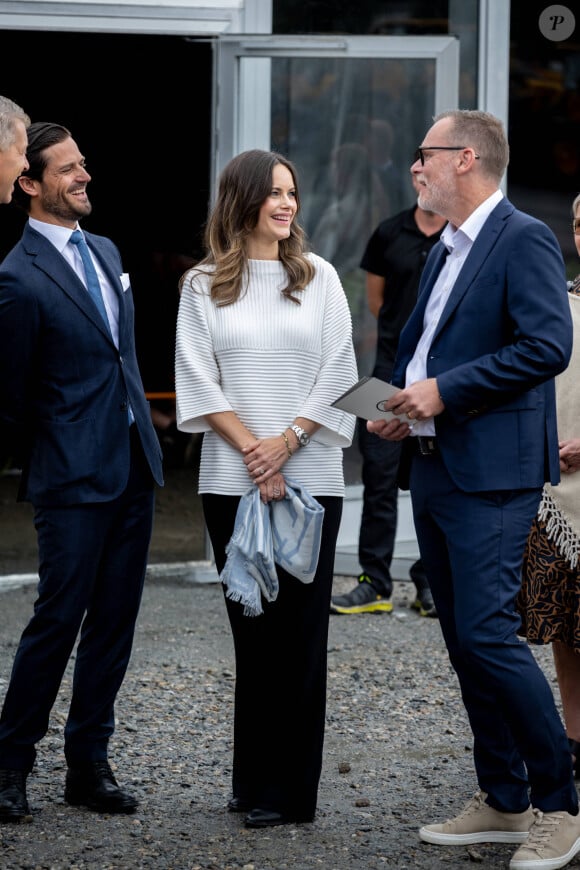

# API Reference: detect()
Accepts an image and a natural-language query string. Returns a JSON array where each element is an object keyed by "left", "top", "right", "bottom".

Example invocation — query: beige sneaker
[
  {"left": 509, "top": 809, "right": 580, "bottom": 869},
  {"left": 419, "top": 790, "right": 534, "bottom": 845}
]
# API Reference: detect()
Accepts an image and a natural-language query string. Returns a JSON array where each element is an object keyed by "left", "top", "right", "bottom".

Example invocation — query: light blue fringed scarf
[{"left": 220, "top": 478, "right": 325, "bottom": 617}]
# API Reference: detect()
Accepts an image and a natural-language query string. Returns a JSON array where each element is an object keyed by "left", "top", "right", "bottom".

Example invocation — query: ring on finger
[{"left": 257, "top": 466, "right": 265, "bottom": 476}]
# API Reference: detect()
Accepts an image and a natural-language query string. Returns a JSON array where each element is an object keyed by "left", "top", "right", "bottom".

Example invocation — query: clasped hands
[
  {"left": 242, "top": 435, "right": 288, "bottom": 503},
  {"left": 368, "top": 378, "right": 444, "bottom": 440}
]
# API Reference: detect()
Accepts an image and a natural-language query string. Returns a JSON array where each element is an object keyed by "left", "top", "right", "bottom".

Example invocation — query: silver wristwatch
[{"left": 291, "top": 424, "right": 310, "bottom": 447}]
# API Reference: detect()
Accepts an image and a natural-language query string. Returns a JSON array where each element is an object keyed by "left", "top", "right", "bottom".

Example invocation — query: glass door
[{"left": 213, "top": 34, "right": 459, "bottom": 566}]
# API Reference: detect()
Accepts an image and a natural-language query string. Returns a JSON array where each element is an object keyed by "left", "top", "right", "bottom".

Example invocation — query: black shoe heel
[{"left": 227, "top": 796, "right": 251, "bottom": 812}]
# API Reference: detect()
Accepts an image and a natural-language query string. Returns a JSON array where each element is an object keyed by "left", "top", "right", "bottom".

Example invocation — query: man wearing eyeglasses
[{"left": 369, "top": 110, "right": 580, "bottom": 870}]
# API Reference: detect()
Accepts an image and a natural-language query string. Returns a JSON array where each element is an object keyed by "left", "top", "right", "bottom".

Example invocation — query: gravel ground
[{"left": 0, "top": 573, "right": 573, "bottom": 870}]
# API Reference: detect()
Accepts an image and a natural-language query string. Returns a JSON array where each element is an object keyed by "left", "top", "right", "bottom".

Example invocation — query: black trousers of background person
[
  {"left": 357, "top": 417, "right": 427, "bottom": 595},
  {"left": 203, "top": 492, "right": 342, "bottom": 821}
]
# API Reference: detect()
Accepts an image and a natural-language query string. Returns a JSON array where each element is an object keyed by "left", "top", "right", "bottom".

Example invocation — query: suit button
[{"left": 120, "top": 402, "right": 128, "bottom": 411}]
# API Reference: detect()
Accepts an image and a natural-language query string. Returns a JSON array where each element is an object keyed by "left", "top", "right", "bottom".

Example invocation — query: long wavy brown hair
[{"left": 180, "top": 149, "right": 315, "bottom": 306}]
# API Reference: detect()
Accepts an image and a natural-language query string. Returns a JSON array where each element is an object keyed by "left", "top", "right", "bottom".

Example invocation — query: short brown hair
[
  {"left": 12, "top": 122, "right": 71, "bottom": 213},
  {"left": 434, "top": 109, "right": 509, "bottom": 182}
]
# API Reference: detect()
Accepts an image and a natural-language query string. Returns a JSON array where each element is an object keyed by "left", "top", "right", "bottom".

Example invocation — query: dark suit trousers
[
  {"left": 409, "top": 450, "right": 578, "bottom": 814},
  {"left": 203, "top": 493, "right": 342, "bottom": 819},
  {"left": 0, "top": 427, "right": 155, "bottom": 772},
  {"left": 358, "top": 418, "right": 427, "bottom": 594}
]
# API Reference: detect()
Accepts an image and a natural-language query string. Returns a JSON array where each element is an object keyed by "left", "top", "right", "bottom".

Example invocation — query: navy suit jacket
[
  {"left": 0, "top": 223, "right": 163, "bottom": 505},
  {"left": 393, "top": 198, "right": 573, "bottom": 493}
]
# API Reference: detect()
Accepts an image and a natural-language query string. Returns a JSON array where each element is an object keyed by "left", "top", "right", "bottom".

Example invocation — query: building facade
[{"left": 0, "top": 0, "right": 577, "bottom": 569}]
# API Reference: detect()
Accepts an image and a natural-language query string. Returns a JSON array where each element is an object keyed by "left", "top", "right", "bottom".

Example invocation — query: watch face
[{"left": 292, "top": 425, "right": 309, "bottom": 446}]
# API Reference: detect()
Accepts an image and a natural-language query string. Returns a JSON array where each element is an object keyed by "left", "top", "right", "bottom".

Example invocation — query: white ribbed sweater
[{"left": 175, "top": 254, "right": 358, "bottom": 496}]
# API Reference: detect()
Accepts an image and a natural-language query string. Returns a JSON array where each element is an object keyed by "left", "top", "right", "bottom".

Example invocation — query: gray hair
[
  {"left": 572, "top": 192, "right": 580, "bottom": 217},
  {"left": 434, "top": 109, "right": 509, "bottom": 183},
  {"left": 0, "top": 95, "right": 31, "bottom": 152}
]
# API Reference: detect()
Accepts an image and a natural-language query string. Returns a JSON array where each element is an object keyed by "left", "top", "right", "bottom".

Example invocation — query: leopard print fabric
[{"left": 517, "top": 515, "right": 580, "bottom": 651}]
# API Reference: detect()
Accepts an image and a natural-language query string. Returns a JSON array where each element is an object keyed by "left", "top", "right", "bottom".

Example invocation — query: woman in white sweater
[{"left": 175, "top": 149, "right": 357, "bottom": 828}]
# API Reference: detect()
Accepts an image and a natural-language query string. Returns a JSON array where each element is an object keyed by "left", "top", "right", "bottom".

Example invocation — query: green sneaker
[{"left": 330, "top": 574, "right": 393, "bottom": 614}]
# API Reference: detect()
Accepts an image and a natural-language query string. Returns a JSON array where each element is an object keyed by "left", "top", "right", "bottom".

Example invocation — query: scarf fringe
[
  {"left": 539, "top": 490, "right": 580, "bottom": 570},
  {"left": 224, "top": 587, "right": 262, "bottom": 618}
]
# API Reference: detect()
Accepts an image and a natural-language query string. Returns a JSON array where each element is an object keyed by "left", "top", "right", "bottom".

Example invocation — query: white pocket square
[{"left": 120, "top": 273, "right": 131, "bottom": 292}]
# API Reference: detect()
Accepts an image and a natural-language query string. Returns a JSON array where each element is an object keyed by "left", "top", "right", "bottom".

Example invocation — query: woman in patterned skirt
[{"left": 517, "top": 192, "right": 580, "bottom": 777}]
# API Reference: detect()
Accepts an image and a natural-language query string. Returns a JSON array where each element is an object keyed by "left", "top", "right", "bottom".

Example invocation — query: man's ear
[
  {"left": 456, "top": 148, "right": 479, "bottom": 175},
  {"left": 17, "top": 175, "right": 37, "bottom": 195}
]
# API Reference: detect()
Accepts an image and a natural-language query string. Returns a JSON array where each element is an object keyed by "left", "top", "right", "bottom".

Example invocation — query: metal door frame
[{"left": 213, "top": 34, "right": 460, "bottom": 197}]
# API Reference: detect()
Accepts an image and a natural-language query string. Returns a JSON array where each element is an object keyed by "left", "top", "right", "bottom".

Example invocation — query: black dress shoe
[
  {"left": 0, "top": 769, "right": 32, "bottom": 823},
  {"left": 64, "top": 761, "right": 138, "bottom": 814},
  {"left": 244, "top": 807, "right": 314, "bottom": 828},
  {"left": 245, "top": 808, "right": 286, "bottom": 828},
  {"left": 227, "top": 796, "right": 252, "bottom": 812}
]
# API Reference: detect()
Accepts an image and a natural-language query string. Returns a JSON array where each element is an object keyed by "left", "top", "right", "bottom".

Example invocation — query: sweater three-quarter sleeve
[
  {"left": 175, "top": 266, "right": 232, "bottom": 432},
  {"left": 299, "top": 257, "right": 358, "bottom": 443}
]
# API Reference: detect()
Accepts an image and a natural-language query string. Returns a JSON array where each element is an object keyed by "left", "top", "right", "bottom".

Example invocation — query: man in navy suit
[
  {"left": 369, "top": 110, "right": 580, "bottom": 870},
  {"left": 0, "top": 123, "right": 163, "bottom": 822}
]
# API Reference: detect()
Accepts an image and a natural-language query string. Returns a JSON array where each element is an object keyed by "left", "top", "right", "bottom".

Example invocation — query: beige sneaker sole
[{"left": 420, "top": 825, "right": 530, "bottom": 845}]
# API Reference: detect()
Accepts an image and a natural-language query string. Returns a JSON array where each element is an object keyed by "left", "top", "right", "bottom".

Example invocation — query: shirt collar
[
  {"left": 29, "top": 217, "right": 81, "bottom": 255},
  {"left": 442, "top": 189, "right": 504, "bottom": 254}
]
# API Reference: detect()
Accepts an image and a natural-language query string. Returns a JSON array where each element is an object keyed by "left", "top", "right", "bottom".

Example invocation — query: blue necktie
[
  {"left": 69, "top": 229, "right": 111, "bottom": 335},
  {"left": 70, "top": 229, "right": 133, "bottom": 425}
]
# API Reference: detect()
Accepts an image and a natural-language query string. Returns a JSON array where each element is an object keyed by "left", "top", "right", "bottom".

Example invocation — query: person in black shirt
[{"left": 331, "top": 174, "right": 446, "bottom": 615}]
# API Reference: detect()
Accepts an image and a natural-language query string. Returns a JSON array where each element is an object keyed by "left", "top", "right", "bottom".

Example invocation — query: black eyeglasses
[
  {"left": 573, "top": 218, "right": 580, "bottom": 235},
  {"left": 413, "top": 146, "right": 480, "bottom": 166}
]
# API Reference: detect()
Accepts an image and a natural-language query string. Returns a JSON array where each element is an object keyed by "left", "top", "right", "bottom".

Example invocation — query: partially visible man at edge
[
  {"left": 369, "top": 110, "right": 580, "bottom": 870},
  {"left": 0, "top": 121, "right": 163, "bottom": 823},
  {"left": 0, "top": 95, "right": 30, "bottom": 205},
  {"left": 0, "top": 95, "right": 30, "bottom": 470}
]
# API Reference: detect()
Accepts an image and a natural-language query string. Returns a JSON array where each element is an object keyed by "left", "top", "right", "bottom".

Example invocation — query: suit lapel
[
  {"left": 394, "top": 199, "right": 514, "bottom": 385},
  {"left": 27, "top": 242, "right": 113, "bottom": 343},
  {"left": 432, "top": 199, "right": 512, "bottom": 340}
]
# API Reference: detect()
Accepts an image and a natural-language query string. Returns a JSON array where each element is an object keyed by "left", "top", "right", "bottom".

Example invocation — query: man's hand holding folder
[{"left": 331, "top": 376, "right": 403, "bottom": 421}]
